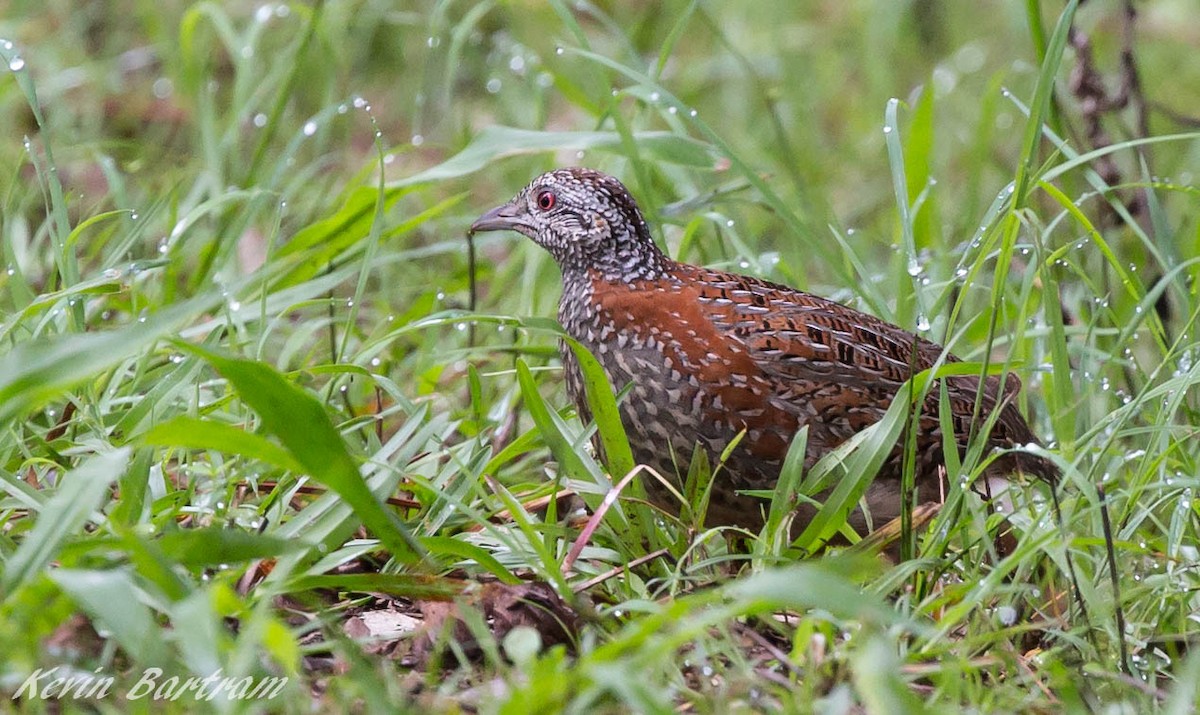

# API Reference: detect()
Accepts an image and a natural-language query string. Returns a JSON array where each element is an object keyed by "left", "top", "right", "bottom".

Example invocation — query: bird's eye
[{"left": 536, "top": 190, "right": 556, "bottom": 211}]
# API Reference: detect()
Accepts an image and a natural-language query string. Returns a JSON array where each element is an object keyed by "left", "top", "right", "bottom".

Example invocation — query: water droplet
[
  {"left": 916, "top": 315, "right": 931, "bottom": 331},
  {"left": 253, "top": 113, "right": 267, "bottom": 127},
  {"left": 5, "top": 266, "right": 14, "bottom": 276},
  {"left": 509, "top": 55, "right": 525, "bottom": 73},
  {"left": 383, "top": 153, "right": 395, "bottom": 164},
  {"left": 411, "top": 134, "right": 424, "bottom": 146},
  {"left": 255, "top": 5, "right": 273, "bottom": 23},
  {"left": 370, "top": 357, "right": 381, "bottom": 367},
  {"left": 486, "top": 78, "right": 502, "bottom": 93},
  {"left": 386, "top": 314, "right": 395, "bottom": 322},
  {"left": 668, "top": 106, "right": 677, "bottom": 114},
  {"left": 8, "top": 56, "right": 24, "bottom": 72},
  {"left": 725, "top": 219, "right": 734, "bottom": 228},
  {"left": 649, "top": 91, "right": 660, "bottom": 102},
  {"left": 152, "top": 77, "right": 172, "bottom": 98},
  {"left": 689, "top": 109, "right": 698, "bottom": 117},
  {"left": 170, "top": 354, "right": 184, "bottom": 364},
  {"left": 455, "top": 322, "right": 467, "bottom": 332},
  {"left": 353, "top": 96, "right": 367, "bottom": 109},
  {"left": 303, "top": 121, "right": 317, "bottom": 136},
  {"left": 346, "top": 299, "right": 354, "bottom": 307},
  {"left": 555, "top": 46, "right": 564, "bottom": 55},
  {"left": 883, "top": 125, "right": 893, "bottom": 134},
  {"left": 130, "top": 212, "right": 139, "bottom": 221},
  {"left": 955, "top": 267, "right": 968, "bottom": 279},
  {"left": 339, "top": 384, "right": 348, "bottom": 393},
  {"left": 275, "top": 4, "right": 290, "bottom": 18},
  {"left": 426, "top": 35, "right": 440, "bottom": 49}
]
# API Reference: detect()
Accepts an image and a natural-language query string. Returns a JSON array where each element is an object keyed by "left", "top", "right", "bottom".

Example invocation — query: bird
[{"left": 470, "top": 167, "right": 1056, "bottom": 544}]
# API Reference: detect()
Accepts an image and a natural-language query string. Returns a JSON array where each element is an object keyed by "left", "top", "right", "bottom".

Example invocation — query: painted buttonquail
[{"left": 471, "top": 167, "right": 1055, "bottom": 537}]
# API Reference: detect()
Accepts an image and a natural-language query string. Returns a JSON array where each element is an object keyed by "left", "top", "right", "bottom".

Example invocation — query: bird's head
[{"left": 470, "top": 167, "right": 666, "bottom": 280}]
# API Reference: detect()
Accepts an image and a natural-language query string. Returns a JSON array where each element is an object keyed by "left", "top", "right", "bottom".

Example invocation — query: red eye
[{"left": 536, "top": 191, "right": 556, "bottom": 211}]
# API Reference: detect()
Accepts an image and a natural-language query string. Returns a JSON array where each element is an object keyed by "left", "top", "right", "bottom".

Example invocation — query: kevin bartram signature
[{"left": 12, "top": 667, "right": 288, "bottom": 702}]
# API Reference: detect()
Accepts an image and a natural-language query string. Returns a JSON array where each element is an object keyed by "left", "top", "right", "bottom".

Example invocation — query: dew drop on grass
[
  {"left": 253, "top": 113, "right": 267, "bottom": 127},
  {"left": 8, "top": 56, "right": 24, "bottom": 72},
  {"left": 907, "top": 260, "right": 922, "bottom": 277},
  {"left": 228, "top": 300, "right": 241, "bottom": 312},
  {"left": 882, "top": 125, "right": 892, "bottom": 134},
  {"left": 370, "top": 357, "right": 381, "bottom": 367},
  {"left": 411, "top": 134, "right": 424, "bottom": 146},
  {"left": 668, "top": 106, "right": 677, "bottom": 114},
  {"left": 303, "top": 121, "right": 317, "bottom": 136},
  {"left": 916, "top": 315, "right": 931, "bottom": 331},
  {"left": 486, "top": 78, "right": 502, "bottom": 93},
  {"left": 5, "top": 266, "right": 13, "bottom": 276},
  {"left": 555, "top": 46, "right": 564, "bottom": 55},
  {"left": 955, "top": 267, "right": 968, "bottom": 279},
  {"left": 725, "top": 219, "right": 734, "bottom": 227},
  {"left": 649, "top": 91, "right": 660, "bottom": 102},
  {"left": 689, "top": 109, "right": 698, "bottom": 117}
]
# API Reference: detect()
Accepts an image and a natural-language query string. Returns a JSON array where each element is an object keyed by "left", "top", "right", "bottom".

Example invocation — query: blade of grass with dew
[
  {"left": 0, "top": 293, "right": 219, "bottom": 425},
  {"left": 1, "top": 448, "right": 130, "bottom": 595},
  {"left": 178, "top": 343, "right": 426, "bottom": 564}
]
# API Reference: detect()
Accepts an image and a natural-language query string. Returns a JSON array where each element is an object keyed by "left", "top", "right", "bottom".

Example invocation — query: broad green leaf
[
  {"left": 141, "top": 415, "right": 306, "bottom": 474},
  {"left": 393, "top": 126, "right": 716, "bottom": 187},
  {"left": 50, "top": 568, "right": 169, "bottom": 664},
  {"left": 157, "top": 527, "right": 303, "bottom": 569}
]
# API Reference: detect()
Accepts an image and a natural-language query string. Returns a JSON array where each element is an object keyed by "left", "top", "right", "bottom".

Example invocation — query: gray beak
[{"left": 469, "top": 201, "right": 528, "bottom": 233}]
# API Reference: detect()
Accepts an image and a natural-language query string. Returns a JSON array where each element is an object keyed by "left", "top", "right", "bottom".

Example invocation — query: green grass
[{"left": 2, "top": 0, "right": 1200, "bottom": 712}]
